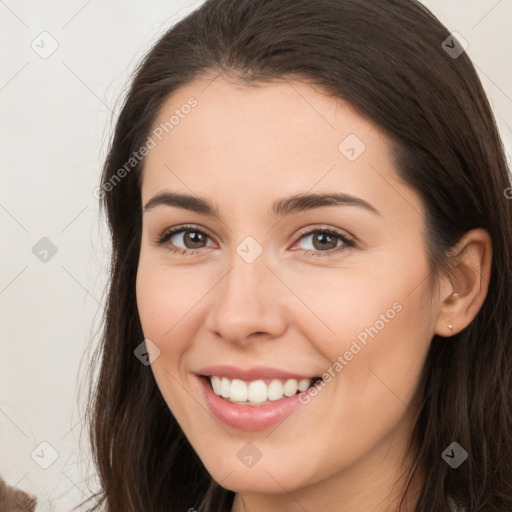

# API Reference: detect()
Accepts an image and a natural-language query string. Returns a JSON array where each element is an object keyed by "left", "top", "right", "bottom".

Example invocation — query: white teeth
[
  {"left": 220, "top": 377, "right": 231, "bottom": 398},
  {"left": 208, "top": 376, "right": 313, "bottom": 405},
  {"left": 211, "top": 376, "right": 222, "bottom": 395},
  {"left": 230, "top": 379, "right": 247, "bottom": 402},
  {"left": 298, "top": 378, "right": 311, "bottom": 392},
  {"left": 267, "top": 379, "right": 284, "bottom": 401},
  {"left": 248, "top": 380, "right": 267, "bottom": 403},
  {"left": 283, "top": 378, "right": 298, "bottom": 397}
]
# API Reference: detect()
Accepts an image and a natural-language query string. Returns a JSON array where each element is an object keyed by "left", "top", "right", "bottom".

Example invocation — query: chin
[{"left": 199, "top": 450, "right": 318, "bottom": 495}]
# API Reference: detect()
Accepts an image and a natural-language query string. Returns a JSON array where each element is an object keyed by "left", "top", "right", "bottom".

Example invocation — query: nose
[{"left": 205, "top": 251, "right": 288, "bottom": 345}]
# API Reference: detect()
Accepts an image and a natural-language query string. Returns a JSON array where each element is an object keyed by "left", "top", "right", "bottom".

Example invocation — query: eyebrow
[{"left": 143, "top": 191, "right": 381, "bottom": 217}]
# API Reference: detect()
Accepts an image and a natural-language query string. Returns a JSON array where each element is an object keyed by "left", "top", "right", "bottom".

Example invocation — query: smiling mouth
[{"left": 203, "top": 375, "right": 322, "bottom": 406}]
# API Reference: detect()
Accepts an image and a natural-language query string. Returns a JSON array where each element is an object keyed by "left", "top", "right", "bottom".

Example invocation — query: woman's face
[{"left": 136, "top": 75, "right": 440, "bottom": 501}]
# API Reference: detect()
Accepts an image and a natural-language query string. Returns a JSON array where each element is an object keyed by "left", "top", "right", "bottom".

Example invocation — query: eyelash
[{"left": 154, "top": 223, "right": 356, "bottom": 257}]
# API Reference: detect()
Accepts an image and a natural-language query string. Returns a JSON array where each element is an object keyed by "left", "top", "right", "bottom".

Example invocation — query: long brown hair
[{"left": 80, "top": 1, "right": 512, "bottom": 510}]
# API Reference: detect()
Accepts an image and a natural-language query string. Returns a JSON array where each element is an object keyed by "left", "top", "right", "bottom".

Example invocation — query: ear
[{"left": 434, "top": 228, "right": 492, "bottom": 338}]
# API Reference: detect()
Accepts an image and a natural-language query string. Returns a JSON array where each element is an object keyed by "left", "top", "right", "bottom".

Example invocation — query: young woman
[{"left": 81, "top": 0, "right": 512, "bottom": 510}]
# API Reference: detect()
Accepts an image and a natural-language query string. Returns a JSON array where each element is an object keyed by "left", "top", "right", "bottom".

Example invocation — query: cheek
[
  {"left": 290, "top": 235, "right": 433, "bottom": 357},
  {"left": 136, "top": 261, "right": 206, "bottom": 351},
  {"left": 289, "top": 259, "right": 433, "bottom": 413},
  {"left": 283, "top": 265, "right": 418, "bottom": 356},
  {"left": 135, "top": 262, "right": 205, "bottom": 424}
]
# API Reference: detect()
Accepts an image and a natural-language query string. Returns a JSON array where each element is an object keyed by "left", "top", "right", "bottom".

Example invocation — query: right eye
[{"left": 154, "top": 224, "right": 216, "bottom": 255}]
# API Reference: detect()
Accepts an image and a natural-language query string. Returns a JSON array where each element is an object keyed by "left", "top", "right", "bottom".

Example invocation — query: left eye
[{"left": 293, "top": 229, "right": 353, "bottom": 254}]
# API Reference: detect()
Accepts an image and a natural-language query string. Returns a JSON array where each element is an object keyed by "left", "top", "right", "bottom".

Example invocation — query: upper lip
[{"left": 197, "top": 365, "right": 319, "bottom": 381}]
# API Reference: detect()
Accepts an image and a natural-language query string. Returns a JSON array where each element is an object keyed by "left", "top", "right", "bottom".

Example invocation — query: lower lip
[{"left": 198, "top": 376, "right": 309, "bottom": 431}]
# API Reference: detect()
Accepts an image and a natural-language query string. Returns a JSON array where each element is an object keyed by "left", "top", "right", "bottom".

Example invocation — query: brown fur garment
[{"left": 0, "top": 477, "right": 37, "bottom": 512}]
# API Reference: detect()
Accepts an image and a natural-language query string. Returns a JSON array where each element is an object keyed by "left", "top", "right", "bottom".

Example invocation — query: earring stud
[{"left": 447, "top": 294, "right": 457, "bottom": 332}]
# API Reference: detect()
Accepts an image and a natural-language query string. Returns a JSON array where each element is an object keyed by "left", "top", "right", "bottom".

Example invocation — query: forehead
[{"left": 140, "top": 75, "right": 420, "bottom": 223}]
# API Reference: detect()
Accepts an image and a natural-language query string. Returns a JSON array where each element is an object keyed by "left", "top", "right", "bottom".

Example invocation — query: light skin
[{"left": 135, "top": 74, "right": 492, "bottom": 512}]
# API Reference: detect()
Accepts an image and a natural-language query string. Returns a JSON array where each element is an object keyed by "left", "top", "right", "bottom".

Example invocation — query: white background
[{"left": 1, "top": 1, "right": 511, "bottom": 510}]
